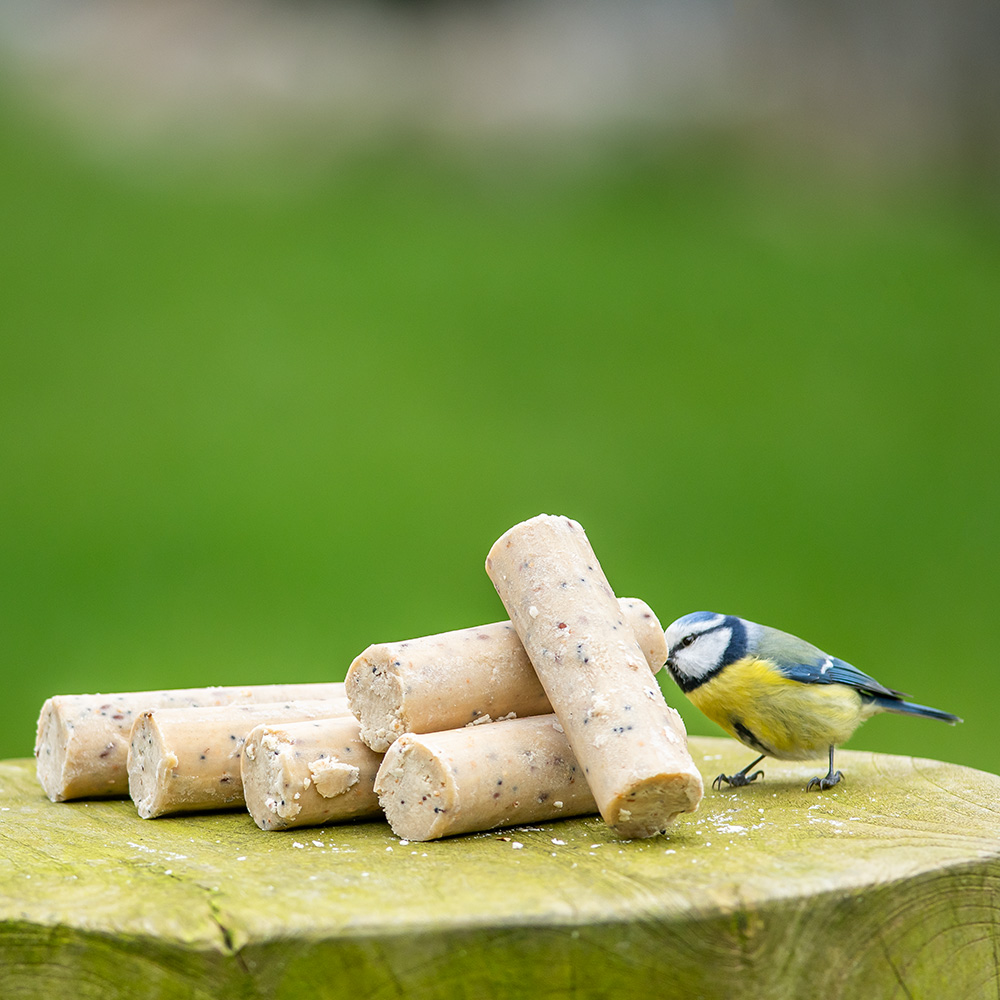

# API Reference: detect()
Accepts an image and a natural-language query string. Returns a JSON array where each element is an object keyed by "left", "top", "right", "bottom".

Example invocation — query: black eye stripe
[
  {"left": 679, "top": 622, "right": 724, "bottom": 644},
  {"left": 675, "top": 617, "right": 747, "bottom": 666}
]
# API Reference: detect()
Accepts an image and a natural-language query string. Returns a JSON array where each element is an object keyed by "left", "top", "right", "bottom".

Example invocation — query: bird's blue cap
[{"left": 676, "top": 611, "right": 721, "bottom": 626}]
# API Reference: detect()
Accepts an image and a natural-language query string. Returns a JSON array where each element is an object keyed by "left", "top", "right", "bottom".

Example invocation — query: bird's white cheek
[{"left": 689, "top": 628, "right": 731, "bottom": 678}]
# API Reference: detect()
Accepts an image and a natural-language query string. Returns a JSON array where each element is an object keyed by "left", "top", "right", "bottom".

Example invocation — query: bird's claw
[
  {"left": 712, "top": 769, "right": 764, "bottom": 791},
  {"left": 806, "top": 770, "right": 843, "bottom": 792}
]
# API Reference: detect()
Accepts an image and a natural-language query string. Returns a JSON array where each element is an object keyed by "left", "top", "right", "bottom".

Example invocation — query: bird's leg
[
  {"left": 712, "top": 754, "right": 766, "bottom": 791},
  {"left": 806, "top": 746, "right": 844, "bottom": 791}
]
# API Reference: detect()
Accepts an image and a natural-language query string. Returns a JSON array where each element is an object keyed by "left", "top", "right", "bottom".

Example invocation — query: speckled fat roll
[
  {"left": 486, "top": 514, "right": 703, "bottom": 839},
  {"left": 374, "top": 715, "right": 597, "bottom": 841},
  {"left": 127, "top": 698, "right": 350, "bottom": 819},
  {"left": 241, "top": 717, "right": 383, "bottom": 831},
  {"left": 347, "top": 597, "right": 667, "bottom": 753},
  {"left": 35, "top": 682, "right": 346, "bottom": 802}
]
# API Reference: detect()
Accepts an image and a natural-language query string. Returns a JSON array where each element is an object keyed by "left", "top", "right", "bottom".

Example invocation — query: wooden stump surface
[{"left": 2, "top": 736, "right": 999, "bottom": 1000}]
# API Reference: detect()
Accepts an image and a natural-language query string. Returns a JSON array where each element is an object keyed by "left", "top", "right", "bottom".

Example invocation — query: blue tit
[{"left": 663, "top": 611, "right": 961, "bottom": 791}]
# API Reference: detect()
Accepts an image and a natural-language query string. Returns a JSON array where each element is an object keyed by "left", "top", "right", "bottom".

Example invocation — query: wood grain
[{"left": 2, "top": 737, "right": 999, "bottom": 999}]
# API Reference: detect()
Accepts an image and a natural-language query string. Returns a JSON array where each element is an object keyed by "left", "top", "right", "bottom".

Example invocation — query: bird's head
[{"left": 663, "top": 612, "right": 754, "bottom": 693}]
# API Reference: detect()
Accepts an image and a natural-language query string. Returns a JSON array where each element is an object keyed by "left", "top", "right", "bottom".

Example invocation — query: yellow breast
[{"left": 686, "top": 656, "right": 869, "bottom": 760}]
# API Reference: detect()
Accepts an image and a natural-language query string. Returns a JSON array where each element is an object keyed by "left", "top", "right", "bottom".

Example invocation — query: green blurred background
[{"left": 2, "top": 1, "right": 998, "bottom": 774}]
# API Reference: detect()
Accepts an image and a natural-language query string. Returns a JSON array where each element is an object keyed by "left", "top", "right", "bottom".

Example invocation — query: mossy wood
[{"left": 2, "top": 737, "right": 999, "bottom": 1000}]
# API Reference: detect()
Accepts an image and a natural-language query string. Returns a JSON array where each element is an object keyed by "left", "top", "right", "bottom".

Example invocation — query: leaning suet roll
[{"left": 663, "top": 612, "right": 961, "bottom": 791}]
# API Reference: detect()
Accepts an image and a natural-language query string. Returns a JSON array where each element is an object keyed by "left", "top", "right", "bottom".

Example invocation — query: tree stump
[{"left": 2, "top": 736, "right": 998, "bottom": 999}]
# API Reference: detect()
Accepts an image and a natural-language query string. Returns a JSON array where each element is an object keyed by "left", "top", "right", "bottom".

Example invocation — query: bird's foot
[
  {"left": 712, "top": 769, "right": 764, "bottom": 792},
  {"left": 806, "top": 770, "right": 843, "bottom": 792}
]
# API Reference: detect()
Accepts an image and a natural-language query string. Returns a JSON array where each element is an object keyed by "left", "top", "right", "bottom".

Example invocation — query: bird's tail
[{"left": 873, "top": 696, "right": 962, "bottom": 725}]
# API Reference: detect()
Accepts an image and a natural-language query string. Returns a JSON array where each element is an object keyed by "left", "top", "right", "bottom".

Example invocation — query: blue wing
[
  {"left": 754, "top": 625, "right": 905, "bottom": 700},
  {"left": 775, "top": 656, "right": 906, "bottom": 699}
]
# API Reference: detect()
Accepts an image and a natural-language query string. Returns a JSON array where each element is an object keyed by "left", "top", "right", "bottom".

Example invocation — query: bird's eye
[{"left": 678, "top": 633, "right": 696, "bottom": 649}]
